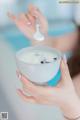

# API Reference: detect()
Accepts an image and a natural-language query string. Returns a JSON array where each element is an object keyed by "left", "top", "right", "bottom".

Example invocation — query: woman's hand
[
  {"left": 8, "top": 4, "right": 48, "bottom": 41},
  {"left": 17, "top": 59, "right": 80, "bottom": 119}
]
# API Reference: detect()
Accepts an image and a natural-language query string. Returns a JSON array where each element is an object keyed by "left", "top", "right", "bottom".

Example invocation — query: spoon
[{"left": 33, "top": 18, "right": 45, "bottom": 41}]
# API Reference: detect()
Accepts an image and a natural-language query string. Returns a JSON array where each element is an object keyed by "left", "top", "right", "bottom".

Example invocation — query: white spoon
[{"left": 33, "top": 19, "right": 45, "bottom": 41}]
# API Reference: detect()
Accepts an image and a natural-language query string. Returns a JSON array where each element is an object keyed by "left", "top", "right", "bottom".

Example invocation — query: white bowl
[{"left": 16, "top": 46, "right": 62, "bottom": 85}]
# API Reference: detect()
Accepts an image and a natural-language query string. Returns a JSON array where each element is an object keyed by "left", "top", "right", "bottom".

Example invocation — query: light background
[{"left": 0, "top": 0, "right": 80, "bottom": 120}]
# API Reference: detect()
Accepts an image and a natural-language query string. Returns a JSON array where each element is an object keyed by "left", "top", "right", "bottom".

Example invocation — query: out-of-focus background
[{"left": 0, "top": 0, "right": 80, "bottom": 120}]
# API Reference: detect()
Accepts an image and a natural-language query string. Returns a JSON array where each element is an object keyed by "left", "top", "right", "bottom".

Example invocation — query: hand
[
  {"left": 8, "top": 4, "right": 48, "bottom": 41},
  {"left": 17, "top": 58, "right": 80, "bottom": 118}
]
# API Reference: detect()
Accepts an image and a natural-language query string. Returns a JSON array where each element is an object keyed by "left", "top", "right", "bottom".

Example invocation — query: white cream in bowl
[{"left": 16, "top": 46, "right": 62, "bottom": 85}]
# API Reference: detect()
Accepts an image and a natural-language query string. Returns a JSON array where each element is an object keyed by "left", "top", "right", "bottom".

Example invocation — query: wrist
[{"left": 61, "top": 96, "right": 80, "bottom": 119}]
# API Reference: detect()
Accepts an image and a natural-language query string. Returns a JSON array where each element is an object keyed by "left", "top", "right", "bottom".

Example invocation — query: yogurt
[{"left": 20, "top": 50, "right": 58, "bottom": 65}]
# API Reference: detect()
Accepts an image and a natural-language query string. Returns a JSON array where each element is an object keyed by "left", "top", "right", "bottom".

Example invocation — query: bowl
[{"left": 16, "top": 45, "right": 62, "bottom": 85}]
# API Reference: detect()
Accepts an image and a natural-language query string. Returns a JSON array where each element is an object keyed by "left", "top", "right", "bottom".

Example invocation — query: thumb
[{"left": 60, "top": 58, "right": 71, "bottom": 83}]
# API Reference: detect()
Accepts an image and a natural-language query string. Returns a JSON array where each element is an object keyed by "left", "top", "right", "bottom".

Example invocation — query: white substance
[
  {"left": 20, "top": 50, "right": 58, "bottom": 64},
  {"left": 33, "top": 20, "right": 45, "bottom": 41}
]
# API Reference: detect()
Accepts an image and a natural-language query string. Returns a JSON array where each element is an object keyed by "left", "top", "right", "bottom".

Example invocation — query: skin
[
  {"left": 8, "top": 4, "right": 80, "bottom": 119},
  {"left": 16, "top": 59, "right": 80, "bottom": 120},
  {"left": 73, "top": 74, "right": 80, "bottom": 97},
  {"left": 8, "top": 4, "right": 78, "bottom": 52}
]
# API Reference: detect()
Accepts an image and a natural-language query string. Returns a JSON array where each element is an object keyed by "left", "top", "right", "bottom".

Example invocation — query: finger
[
  {"left": 22, "top": 84, "right": 32, "bottom": 96},
  {"left": 28, "top": 4, "right": 38, "bottom": 12},
  {"left": 17, "top": 89, "right": 53, "bottom": 105},
  {"left": 7, "top": 12, "right": 17, "bottom": 22},
  {"left": 63, "top": 54, "right": 67, "bottom": 63},
  {"left": 18, "top": 72, "right": 38, "bottom": 89},
  {"left": 28, "top": 4, "right": 44, "bottom": 20},
  {"left": 7, "top": 12, "right": 26, "bottom": 29},
  {"left": 16, "top": 70, "right": 22, "bottom": 79},
  {"left": 17, "top": 71, "right": 41, "bottom": 95},
  {"left": 31, "top": 8, "right": 43, "bottom": 20},
  {"left": 17, "top": 89, "right": 36, "bottom": 103},
  {"left": 19, "top": 13, "right": 32, "bottom": 26},
  {"left": 30, "top": 9, "right": 47, "bottom": 33},
  {"left": 26, "top": 12, "right": 35, "bottom": 26},
  {"left": 17, "top": 72, "right": 50, "bottom": 96},
  {"left": 60, "top": 58, "right": 71, "bottom": 82},
  {"left": 28, "top": 4, "right": 48, "bottom": 33},
  {"left": 17, "top": 70, "right": 59, "bottom": 99},
  {"left": 31, "top": 9, "right": 46, "bottom": 24}
]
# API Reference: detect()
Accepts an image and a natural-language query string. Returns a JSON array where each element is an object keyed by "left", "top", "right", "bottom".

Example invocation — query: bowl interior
[{"left": 16, "top": 45, "right": 62, "bottom": 65}]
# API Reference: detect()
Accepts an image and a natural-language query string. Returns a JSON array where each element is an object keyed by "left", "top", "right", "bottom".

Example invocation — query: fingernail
[
  {"left": 27, "top": 22, "right": 31, "bottom": 24},
  {"left": 63, "top": 54, "right": 67, "bottom": 63},
  {"left": 27, "top": 22, "right": 31, "bottom": 26},
  {"left": 61, "top": 59, "right": 65, "bottom": 68},
  {"left": 17, "top": 72, "right": 22, "bottom": 79}
]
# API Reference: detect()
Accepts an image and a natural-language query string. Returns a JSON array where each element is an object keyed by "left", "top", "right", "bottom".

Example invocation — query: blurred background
[{"left": 0, "top": 0, "right": 80, "bottom": 120}]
